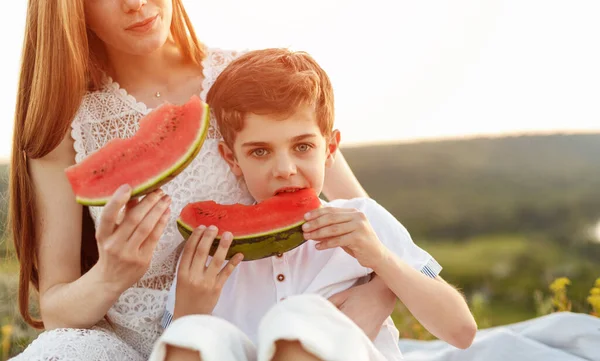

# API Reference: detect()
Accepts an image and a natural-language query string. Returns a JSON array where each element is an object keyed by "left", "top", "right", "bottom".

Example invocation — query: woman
[{"left": 9, "top": 0, "right": 397, "bottom": 360}]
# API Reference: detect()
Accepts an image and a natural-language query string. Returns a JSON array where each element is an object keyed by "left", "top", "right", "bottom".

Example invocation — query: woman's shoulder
[
  {"left": 203, "top": 45, "right": 251, "bottom": 64},
  {"left": 200, "top": 45, "right": 250, "bottom": 97},
  {"left": 72, "top": 76, "right": 146, "bottom": 126}
]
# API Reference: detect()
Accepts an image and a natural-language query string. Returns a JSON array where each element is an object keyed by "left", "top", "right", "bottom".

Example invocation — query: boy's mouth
[{"left": 274, "top": 187, "right": 305, "bottom": 196}]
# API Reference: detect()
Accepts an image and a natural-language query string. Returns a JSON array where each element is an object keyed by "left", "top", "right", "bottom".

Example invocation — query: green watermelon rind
[
  {"left": 176, "top": 218, "right": 309, "bottom": 261},
  {"left": 75, "top": 102, "right": 210, "bottom": 206}
]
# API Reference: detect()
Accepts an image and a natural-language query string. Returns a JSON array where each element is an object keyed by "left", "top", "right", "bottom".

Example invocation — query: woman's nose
[{"left": 123, "top": 0, "right": 147, "bottom": 13}]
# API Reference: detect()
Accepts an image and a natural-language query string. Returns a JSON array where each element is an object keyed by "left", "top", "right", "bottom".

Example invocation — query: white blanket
[{"left": 397, "top": 312, "right": 600, "bottom": 361}]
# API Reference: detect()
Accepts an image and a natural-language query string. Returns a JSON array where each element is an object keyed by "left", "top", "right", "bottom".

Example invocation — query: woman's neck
[{"left": 105, "top": 39, "right": 203, "bottom": 107}]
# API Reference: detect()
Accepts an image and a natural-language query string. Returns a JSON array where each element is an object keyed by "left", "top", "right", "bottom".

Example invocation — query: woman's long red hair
[{"left": 9, "top": 0, "right": 205, "bottom": 328}]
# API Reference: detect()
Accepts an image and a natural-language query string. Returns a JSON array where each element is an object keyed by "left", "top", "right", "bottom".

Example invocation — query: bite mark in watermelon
[
  {"left": 65, "top": 95, "right": 209, "bottom": 206},
  {"left": 177, "top": 188, "right": 322, "bottom": 261}
]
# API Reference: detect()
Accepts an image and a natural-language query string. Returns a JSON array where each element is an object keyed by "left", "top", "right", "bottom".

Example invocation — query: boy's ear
[
  {"left": 218, "top": 141, "right": 243, "bottom": 177},
  {"left": 325, "top": 129, "right": 341, "bottom": 168}
]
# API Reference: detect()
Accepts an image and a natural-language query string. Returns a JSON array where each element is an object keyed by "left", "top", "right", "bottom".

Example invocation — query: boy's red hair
[{"left": 207, "top": 48, "right": 335, "bottom": 148}]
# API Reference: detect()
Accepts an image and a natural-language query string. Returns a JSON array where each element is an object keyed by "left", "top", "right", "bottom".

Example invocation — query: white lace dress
[{"left": 11, "top": 47, "right": 255, "bottom": 361}]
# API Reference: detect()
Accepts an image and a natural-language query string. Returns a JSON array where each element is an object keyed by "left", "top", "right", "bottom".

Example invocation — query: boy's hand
[
  {"left": 173, "top": 225, "right": 244, "bottom": 319},
  {"left": 302, "top": 207, "right": 389, "bottom": 269}
]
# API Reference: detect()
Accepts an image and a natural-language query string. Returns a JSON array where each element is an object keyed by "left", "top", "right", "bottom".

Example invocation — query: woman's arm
[
  {"left": 32, "top": 132, "right": 170, "bottom": 329},
  {"left": 31, "top": 134, "right": 122, "bottom": 329},
  {"left": 327, "top": 274, "right": 396, "bottom": 340},
  {"left": 322, "top": 150, "right": 368, "bottom": 200}
]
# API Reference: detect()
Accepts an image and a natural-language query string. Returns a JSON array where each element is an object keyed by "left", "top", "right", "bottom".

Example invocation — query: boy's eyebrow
[
  {"left": 291, "top": 133, "right": 317, "bottom": 142},
  {"left": 241, "top": 141, "right": 270, "bottom": 148},
  {"left": 241, "top": 134, "right": 317, "bottom": 148}
]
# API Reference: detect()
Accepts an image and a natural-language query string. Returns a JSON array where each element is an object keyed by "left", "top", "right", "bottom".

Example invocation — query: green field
[{"left": 1, "top": 133, "right": 599, "bottom": 358}]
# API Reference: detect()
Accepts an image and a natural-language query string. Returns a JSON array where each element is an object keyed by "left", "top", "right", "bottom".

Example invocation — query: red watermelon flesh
[
  {"left": 177, "top": 188, "right": 321, "bottom": 260},
  {"left": 65, "top": 95, "right": 209, "bottom": 206},
  {"left": 178, "top": 188, "right": 322, "bottom": 239}
]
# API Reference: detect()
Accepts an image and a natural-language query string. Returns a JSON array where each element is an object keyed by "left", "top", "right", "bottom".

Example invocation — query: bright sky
[{"left": 1, "top": 0, "right": 599, "bottom": 159}]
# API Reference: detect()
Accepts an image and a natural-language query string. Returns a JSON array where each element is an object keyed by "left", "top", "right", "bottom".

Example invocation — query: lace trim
[
  {"left": 134, "top": 274, "right": 175, "bottom": 291},
  {"left": 65, "top": 46, "right": 256, "bottom": 359}
]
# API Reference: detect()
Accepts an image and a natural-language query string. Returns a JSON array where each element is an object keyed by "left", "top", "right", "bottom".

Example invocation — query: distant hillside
[
  {"left": 341, "top": 133, "right": 600, "bottom": 243},
  {"left": 1, "top": 133, "right": 599, "bottom": 244}
]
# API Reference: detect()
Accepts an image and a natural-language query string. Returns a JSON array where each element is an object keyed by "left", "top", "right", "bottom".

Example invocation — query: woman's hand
[
  {"left": 173, "top": 226, "right": 244, "bottom": 319},
  {"left": 95, "top": 184, "right": 171, "bottom": 294},
  {"left": 328, "top": 275, "right": 397, "bottom": 340}
]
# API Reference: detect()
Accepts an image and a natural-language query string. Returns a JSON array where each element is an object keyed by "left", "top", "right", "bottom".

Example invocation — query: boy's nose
[{"left": 272, "top": 156, "right": 297, "bottom": 179}]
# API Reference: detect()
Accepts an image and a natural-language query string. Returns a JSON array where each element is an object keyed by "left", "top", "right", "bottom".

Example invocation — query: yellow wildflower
[
  {"left": 1, "top": 324, "right": 13, "bottom": 357},
  {"left": 549, "top": 277, "right": 571, "bottom": 293}
]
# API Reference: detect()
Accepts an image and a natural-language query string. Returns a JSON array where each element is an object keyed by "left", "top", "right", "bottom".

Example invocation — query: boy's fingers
[
  {"left": 304, "top": 221, "right": 353, "bottom": 240},
  {"left": 315, "top": 237, "right": 343, "bottom": 251},
  {"left": 302, "top": 212, "right": 354, "bottom": 233},
  {"left": 216, "top": 253, "right": 244, "bottom": 288},
  {"left": 206, "top": 232, "right": 234, "bottom": 278},
  {"left": 179, "top": 226, "right": 206, "bottom": 273},
  {"left": 304, "top": 207, "right": 355, "bottom": 221},
  {"left": 190, "top": 225, "right": 219, "bottom": 275}
]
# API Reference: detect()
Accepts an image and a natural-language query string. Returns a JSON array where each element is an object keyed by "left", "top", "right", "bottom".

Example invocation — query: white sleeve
[{"left": 326, "top": 198, "right": 442, "bottom": 278}]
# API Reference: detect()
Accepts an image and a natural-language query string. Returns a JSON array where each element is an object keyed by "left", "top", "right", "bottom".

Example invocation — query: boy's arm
[
  {"left": 322, "top": 150, "right": 368, "bottom": 200},
  {"left": 373, "top": 254, "right": 477, "bottom": 349},
  {"left": 308, "top": 198, "right": 477, "bottom": 349},
  {"left": 359, "top": 198, "right": 477, "bottom": 349}
]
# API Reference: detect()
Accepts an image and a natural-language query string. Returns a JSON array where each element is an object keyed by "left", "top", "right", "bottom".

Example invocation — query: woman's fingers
[
  {"left": 96, "top": 184, "right": 132, "bottom": 241},
  {"left": 138, "top": 205, "right": 171, "bottom": 257},
  {"left": 126, "top": 194, "right": 171, "bottom": 249},
  {"left": 114, "top": 189, "right": 166, "bottom": 241}
]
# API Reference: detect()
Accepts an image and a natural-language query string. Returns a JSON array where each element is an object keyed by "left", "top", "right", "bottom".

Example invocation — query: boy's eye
[
  {"left": 295, "top": 143, "right": 312, "bottom": 152},
  {"left": 251, "top": 148, "right": 268, "bottom": 157}
]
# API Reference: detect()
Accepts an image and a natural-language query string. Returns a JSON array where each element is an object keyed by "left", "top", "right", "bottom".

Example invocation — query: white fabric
[
  {"left": 397, "top": 312, "right": 600, "bottom": 361},
  {"left": 10, "top": 47, "right": 254, "bottom": 360},
  {"left": 10, "top": 326, "right": 145, "bottom": 361},
  {"left": 164, "top": 197, "right": 442, "bottom": 361},
  {"left": 150, "top": 294, "right": 389, "bottom": 361},
  {"left": 149, "top": 315, "right": 257, "bottom": 361}
]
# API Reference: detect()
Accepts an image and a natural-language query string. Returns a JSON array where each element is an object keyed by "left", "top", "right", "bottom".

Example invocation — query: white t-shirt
[{"left": 163, "top": 197, "right": 442, "bottom": 360}]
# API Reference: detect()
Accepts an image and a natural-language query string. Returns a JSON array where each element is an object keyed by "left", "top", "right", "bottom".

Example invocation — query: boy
[{"left": 154, "top": 48, "right": 476, "bottom": 361}]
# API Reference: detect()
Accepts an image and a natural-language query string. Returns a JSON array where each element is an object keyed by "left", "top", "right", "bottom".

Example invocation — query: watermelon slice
[
  {"left": 177, "top": 188, "right": 322, "bottom": 261},
  {"left": 66, "top": 95, "right": 209, "bottom": 206}
]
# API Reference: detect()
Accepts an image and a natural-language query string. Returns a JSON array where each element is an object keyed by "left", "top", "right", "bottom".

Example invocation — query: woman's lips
[{"left": 126, "top": 15, "right": 158, "bottom": 32}]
